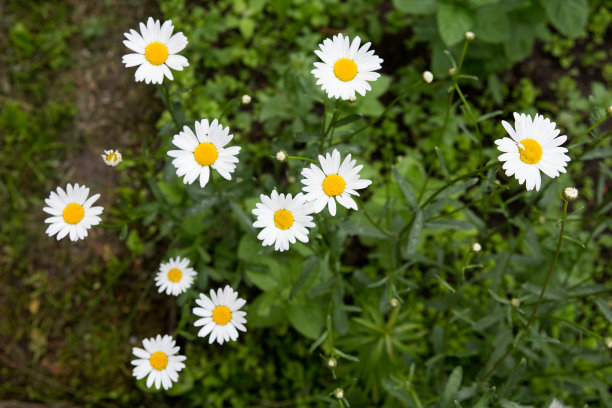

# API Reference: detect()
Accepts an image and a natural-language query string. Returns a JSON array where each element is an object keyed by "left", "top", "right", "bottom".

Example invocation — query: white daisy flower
[
  {"left": 131, "top": 334, "right": 186, "bottom": 390},
  {"left": 252, "top": 190, "right": 316, "bottom": 252},
  {"left": 301, "top": 149, "right": 372, "bottom": 216},
  {"left": 43, "top": 183, "right": 103, "bottom": 242},
  {"left": 122, "top": 17, "right": 189, "bottom": 84},
  {"left": 495, "top": 112, "right": 570, "bottom": 191},
  {"left": 155, "top": 256, "right": 197, "bottom": 296},
  {"left": 167, "top": 119, "right": 241, "bottom": 188},
  {"left": 101, "top": 149, "right": 122, "bottom": 166},
  {"left": 193, "top": 285, "right": 247, "bottom": 345},
  {"left": 312, "top": 33, "right": 383, "bottom": 100}
]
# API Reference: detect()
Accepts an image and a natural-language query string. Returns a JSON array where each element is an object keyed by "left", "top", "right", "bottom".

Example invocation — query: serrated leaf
[
  {"left": 543, "top": 0, "right": 588, "bottom": 39},
  {"left": 437, "top": 3, "right": 473, "bottom": 46}
]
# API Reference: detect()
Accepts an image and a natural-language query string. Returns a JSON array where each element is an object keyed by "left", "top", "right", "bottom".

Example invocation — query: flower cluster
[{"left": 41, "top": 13, "right": 583, "bottom": 395}]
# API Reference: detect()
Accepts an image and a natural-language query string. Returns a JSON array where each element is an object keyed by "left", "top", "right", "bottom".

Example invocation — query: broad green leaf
[
  {"left": 476, "top": 7, "right": 510, "bottom": 43},
  {"left": 505, "top": 23, "right": 535, "bottom": 62},
  {"left": 543, "top": 0, "right": 589, "bottom": 39},
  {"left": 441, "top": 366, "right": 463, "bottom": 408},
  {"left": 392, "top": 0, "right": 438, "bottom": 14},
  {"left": 288, "top": 302, "right": 324, "bottom": 339},
  {"left": 437, "top": 3, "right": 473, "bottom": 46}
]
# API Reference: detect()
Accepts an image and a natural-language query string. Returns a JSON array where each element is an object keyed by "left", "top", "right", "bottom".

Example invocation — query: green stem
[
  {"left": 158, "top": 83, "right": 181, "bottom": 131},
  {"left": 420, "top": 161, "right": 499, "bottom": 208},
  {"left": 568, "top": 113, "right": 610, "bottom": 147},
  {"left": 287, "top": 155, "right": 317, "bottom": 163},
  {"left": 480, "top": 200, "right": 569, "bottom": 382}
]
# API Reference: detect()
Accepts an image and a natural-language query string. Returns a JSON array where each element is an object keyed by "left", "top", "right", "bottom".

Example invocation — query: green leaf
[
  {"left": 441, "top": 366, "right": 463, "bottom": 408},
  {"left": 543, "top": 0, "right": 589, "bottom": 39},
  {"left": 238, "top": 18, "right": 256, "bottom": 39},
  {"left": 309, "top": 330, "right": 328, "bottom": 353},
  {"left": 392, "top": 0, "right": 438, "bottom": 14},
  {"left": 288, "top": 302, "right": 324, "bottom": 339},
  {"left": 290, "top": 256, "right": 318, "bottom": 298},
  {"left": 595, "top": 298, "right": 612, "bottom": 325},
  {"left": 393, "top": 166, "right": 419, "bottom": 210},
  {"left": 582, "top": 148, "right": 612, "bottom": 160},
  {"left": 437, "top": 2, "right": 473, "bottom": 46},
  {"left": 473, "top": 387, "right": 496, "bottom": 408},
  {"left": 505, "top": 23, "right": 535, "bottom": 62},
  {"left": 499, "top": 358, "right": 526, "bottom": 399},
  {"left": 425, "top": 219, "right": 475, "bottom": 230},
  {"left": 406, "top": 210, "right": 424, "bottom": 256},
  {"left": 475, "top": 7, "right": 510, "bottom": 43}
]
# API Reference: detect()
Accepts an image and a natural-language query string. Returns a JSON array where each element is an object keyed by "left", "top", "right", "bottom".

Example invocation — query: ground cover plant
[{"left": 2, "top": 0, "right": 612, "bottom": 407}]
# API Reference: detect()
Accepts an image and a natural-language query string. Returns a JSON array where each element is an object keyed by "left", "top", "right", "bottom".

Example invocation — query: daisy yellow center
[
  {"left": 106, "top": 152, "right": 117, "bottom": 162},
  {"left": 193, "top": 143, "right": 218, "bottom": 166},
  {"left": 334, "top": 58, "right": 358, "bottom": 82},
  {"left": 149, "top": 351, "right": 168, "bottom": 370},
  {"left": 322, "top": 174, "right": 346, "bottom": 197},
  {"left": 212, "top": 305, "right": 232, "bottom": 325},
  {"left": 62, "top": 203, "right": 84, "bottom": 224},
  {"left": 144, "top": 42, "right": 169, "bottom": 66},
  {"left": 167, "top": 268, "right": 182, "bottom": 282},
  {"left": 273, "top": 209, "right": 294, "bottom": 230},
  {"left": 518, "top": 138, "right": 543, "bottom": 164}
]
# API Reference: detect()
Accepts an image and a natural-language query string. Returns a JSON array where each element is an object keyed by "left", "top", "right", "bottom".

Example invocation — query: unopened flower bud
[
  {"left": 607, "top": 105, "right": 612, "bottom": 115},
  {"left": 288, "top": 175, "right": 296, "bottom": 183},
  {"left": 334, "top": 388, "right": 344, "bottom": 399},
  {"left": 562, "top": 187, "right": 578, "bottom": 201},
  {"left": 465, "top": 31, "right": 475, "bottom": 41},
  {"left": 327, "top": 358, "right": 337, "bottom": 368},
  {"left": 422, "top": 71, "right": 434, "bottom": 83},
  {"left": 390, "top": 298, "right": 400, "bottom": 308},
  {"left": 448, "top": 67, "right": 456, "bottom": 76},
  {"left": 470, "top": 242, "right": 482, "bottom": 253},
  {"left": 348, "top": 95, "right": 357, "bottom": 103},
  {"left": 276, "top": 150, "right": 288, "bottom": 163},
  {"left": 511, "top": 298, "right": 520, "bottom": 308},
  {"left": 241, "top": 94, "right": 251, "bottom": 105},
  {"left": 605, "top": 337, "right": 612, "bottom": 349}
]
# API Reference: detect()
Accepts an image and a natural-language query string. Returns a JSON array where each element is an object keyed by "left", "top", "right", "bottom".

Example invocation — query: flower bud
[
  {"left": 275, "top": 150, "right": 288, "bottom": 163},
  {"left": 605, "top": 337, "right": 612, "bottom": 349},
  {"left": 390, "top": 298, "right": 400, "bottom": 308},
  {"left": 422, "top": 71, "right": 434, "bottom": 83},
  {"left": 470, "top": 242, "right": 482, "bottom": 253},
  {"left": 465, "top": 31, "right": 475, "bottom": 41},
  {"left": 241, "top": 94, "right": 252, "bottom": 105},
  {"left": 327, "top": 358, "right": 337, "bottom": 368},
  {"left": 348, "top": 95, "right": 357, "bottom": 103},
  {"left": 562, "top": 187, "right": 579, "bottom": 201},
  {"left": 607, "top": 105, "right": 612, "bottom": 115},
  {"left": 448, "top": 67, "right": 456, "bottom": 76},
  {"left": 511, "top": 298, "right": 520, "bottom": 308},
  {"left": 334, "top": 388, "right": 344, "bottom": 399}
]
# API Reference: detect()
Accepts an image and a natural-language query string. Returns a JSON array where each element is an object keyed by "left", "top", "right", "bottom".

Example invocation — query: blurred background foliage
[{"left": 2, "top": 0, "right": 612, "bottom": 407}]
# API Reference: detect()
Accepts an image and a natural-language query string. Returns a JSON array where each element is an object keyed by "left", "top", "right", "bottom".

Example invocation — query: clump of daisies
[
  {"left": 312, "top": 33, "right": 383, "bottom": 100},
  {"left": 252, "top": 190, "right": 316, "bottom": 252},
  {"left": 168, "top": 119, "right": 241, "bottom": 188},
  {"left": 193, "top": 285, "right": 247, "bottom": 345},
  {"left": 155, "top": 256, "right": 197, "bottom": 296},
  {"left": 301, "top": 149, "right": 372, "bottom": 216},
  {"left": 131, "top": 334, "right": 186, "bottom": 390},
  {"left": 101, "top": 149, "right": 122, "bottom": 167},
  {"left": 495, "top": 113, "right": 570, "bottom": 191},
  {"left": 122, "top": 17, "right": 189, "bottom": 84},
  {"left": 43, "top": 183, "right": 104, "bottom": 241}
]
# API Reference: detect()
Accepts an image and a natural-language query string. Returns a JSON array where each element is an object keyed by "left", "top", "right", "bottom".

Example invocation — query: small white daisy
[
  {"left": 312, "top": 33, "right": 383, "bottom": 100},
  {"left": 122, "top": 17, "right": 189, "bottom": 84},
  {"left": 495, "top": 112, "right": 571, "bottom": 191},
  {"left": 252, "top": 190, "right": 316, "bottom": 252},
  {"left": 131, "top": 334, "right": 186, "bottom": 390},
  {"left": 101, "top": 149, "right": 122, "bottom": 166},
  {"left": 301, "top": 149, "right": 372, "bottom": 216},
  {"left": 167, "top": 119, "right": 241, "bottom": 188},
  {"left": 43, "top": 183, "right": 103, "bottom": 241},
  {"left": 155, "top": 256, "right": 197, "bottom": 296},
  {"left": 193, "top": 285, "right": 247, "bottom": 345}
]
